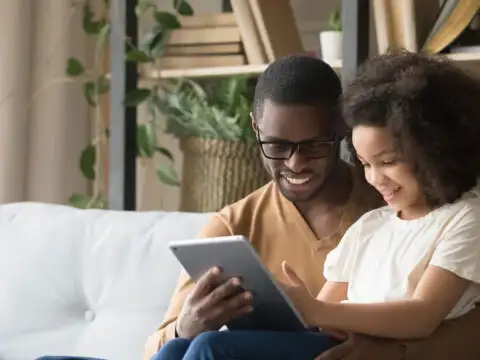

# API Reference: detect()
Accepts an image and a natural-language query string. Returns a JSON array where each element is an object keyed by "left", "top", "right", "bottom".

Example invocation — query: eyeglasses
[{"left": 256, "top": 130, "right": 337, "bottom": 160}]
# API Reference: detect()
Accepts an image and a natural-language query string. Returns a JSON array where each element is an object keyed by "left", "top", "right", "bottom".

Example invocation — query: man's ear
[
  {"left": 334, "top": 109, "right": 348, "bottom": 140},
  {"left": 336, "top": 121, "right": 347, "bottom": 140},
  {"left": 250, "top": 112, "right": 258, "bottom": 132}
]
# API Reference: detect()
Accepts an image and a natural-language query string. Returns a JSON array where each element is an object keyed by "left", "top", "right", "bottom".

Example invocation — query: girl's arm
[
  {"left": 312, "top": 265, "right": 471, "bottom": 339},
  {"left": 316, "top": 281, "right": 348, "bottom": 302},
  {"left": 315, "top": 281, "right": 350, "bottom": 340}
]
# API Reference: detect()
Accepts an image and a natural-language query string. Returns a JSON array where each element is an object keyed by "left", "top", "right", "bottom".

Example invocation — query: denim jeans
[
  {"left": 34, "top": 357, "right": 104, "bottom": 360},
  {"left": 152, "top": 330, "right": 341, "bottom": 360}
]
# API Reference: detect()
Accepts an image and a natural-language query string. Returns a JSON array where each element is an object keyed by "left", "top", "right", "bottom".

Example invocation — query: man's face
[{"left": 253, "top": 100, "right": 339, "bottom": 203}]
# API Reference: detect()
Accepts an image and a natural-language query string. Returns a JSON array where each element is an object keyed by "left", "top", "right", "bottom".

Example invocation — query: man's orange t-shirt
[{"left": 143, "top": 169, "right": 382, "bottom": 360}]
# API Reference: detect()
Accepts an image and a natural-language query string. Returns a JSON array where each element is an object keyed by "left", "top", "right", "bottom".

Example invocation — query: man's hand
[
  {"left": 314, "top": 333, "right": 406, "bottom": 360},
  {"left": 176, "top": 267, "right": 254, "bottom": 339}
]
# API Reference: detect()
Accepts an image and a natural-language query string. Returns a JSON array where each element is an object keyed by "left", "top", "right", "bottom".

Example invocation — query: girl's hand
[{"left": 281, "top": 261, "right": 325, "bottom": 326}]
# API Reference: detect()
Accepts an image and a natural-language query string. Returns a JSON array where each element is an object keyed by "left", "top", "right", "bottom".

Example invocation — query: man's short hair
[{"left": 253, "top": 54, "right": 342, "bottom": 119}]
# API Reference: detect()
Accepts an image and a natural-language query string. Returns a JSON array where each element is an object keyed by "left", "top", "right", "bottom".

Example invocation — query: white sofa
[{"left": 0, "top": 202, "right": 213, "bottom": 360}]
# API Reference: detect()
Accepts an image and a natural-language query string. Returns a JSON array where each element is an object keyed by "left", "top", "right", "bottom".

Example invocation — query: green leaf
[
  {"left": 82, "top": 4, "right": 107, "bottom": 34},
  {"left": 68, "top": 193, "right": 91, "bottom": 209},
  {"left": 156, "top": 146, "right": 174, "bottom": 161},
  {"left": 156, "top": 163, "right": 180, "bottom": 186},
  {"left": 66, "top": 58, "right": 85, "bottom": 77},
  {"left": 154, "top": 75, "right": 256, "bottom": 142},
  {"left": 154, "top": 11, "right": 181, "bottom": 29},
  {"left": 68, "top": 193, "right": 108, "bottom": 209},
  {"left": 329, "top": 10, "right": 342, "bottom": 31},
  {"left": 137, "top": 123, "right": 157, "bottom": 157},
  {"left": 174, "top": 0, "right": 194, "bottom": 16},
  {"left": 136, "top": 1, "right": 157, "bottom": 17},
  {"left": 126, "top": 50, "right": 151, "bottom": 63},
  {"left": 124, "top": 88, "right": 151, "bottom": 107},
  {"left": 83, "top": 78, "right": 109, "bottom": 106},
  {"left": 139, "top": 27, "right": 169, "bottom": 57},
  {"left": 84, "top": 81, "right": 96, "bottom": 106},
  {"left": 97, "top": 23, "right": 111, "bottom": 48},
  {"left": 90, "top": 196, "right": 108, "bottom": 209},
  {"left": 149, "top": 30, "right": 169, "bottom": 57},
  {"left": 80, "top": 144, "right": 96, "bottom": 180},
  {"left": 96, "top": 75, "right": 110, "bottom": 95}
]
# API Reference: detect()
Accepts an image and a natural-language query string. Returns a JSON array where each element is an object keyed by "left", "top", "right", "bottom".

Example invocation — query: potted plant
[
  {"left": 64, "top": 0, "right": 194, "bottom": 209},
  {"left": 319, "top": 9, "right": 343, "bottom": 63},
  {"left": 153, "top": 76, "right": 270, "bottom": 212}
]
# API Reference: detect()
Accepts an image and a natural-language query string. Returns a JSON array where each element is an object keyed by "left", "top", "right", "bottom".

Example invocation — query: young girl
[{"left": 153, "top": 51, "right": 480, "bottom": 360}]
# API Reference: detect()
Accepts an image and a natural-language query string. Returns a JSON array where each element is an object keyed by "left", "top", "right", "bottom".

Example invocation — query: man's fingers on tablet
[
  {"left": 206, "top": 276, "right": 243, "bottom": 305},
  {"left": 226, "top": 291, "right": 254, "bottom": 312},
  {"left": 192, "top": 267, "right": 222, "bottom": 299},
  {"left": 208, "top": 296, "right": 253, "bottom": 325},
  {"left": 233, "top": 304, "right": 254, "bottom": 318}
]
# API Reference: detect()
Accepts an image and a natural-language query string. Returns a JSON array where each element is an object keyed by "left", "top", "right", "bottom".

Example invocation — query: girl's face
[{"left": 352, "top": 125, "right": 429, "bottom": 220}]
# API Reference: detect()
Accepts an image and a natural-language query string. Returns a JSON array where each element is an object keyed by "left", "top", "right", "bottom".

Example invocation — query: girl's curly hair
[{"left": 342, "top": 50, "right": 480, "bottom": 207}]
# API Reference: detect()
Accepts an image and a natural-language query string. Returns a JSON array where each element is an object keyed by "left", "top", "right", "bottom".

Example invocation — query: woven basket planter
[{"left": 179, "top": 136, "right": 270, "bottom": 212}]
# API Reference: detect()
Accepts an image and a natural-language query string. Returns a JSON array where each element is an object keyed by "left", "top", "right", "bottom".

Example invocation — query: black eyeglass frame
[{"left": 255, "top": 129, "right": 339, "bottom": 160}]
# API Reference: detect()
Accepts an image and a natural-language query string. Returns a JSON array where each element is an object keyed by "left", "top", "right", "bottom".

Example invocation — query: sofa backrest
[{"left": 0, "top": 202, "right": 212, "bottom": 360}]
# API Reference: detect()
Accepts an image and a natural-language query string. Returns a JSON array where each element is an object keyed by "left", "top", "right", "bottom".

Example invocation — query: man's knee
[
  {"left": 152, "top": 338, "right": 191, "bottom": 360},
  {"left": 188, "top": 331, "right": 225, "bottom": 354}
]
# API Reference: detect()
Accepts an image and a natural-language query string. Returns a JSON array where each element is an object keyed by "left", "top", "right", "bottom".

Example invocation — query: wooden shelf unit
[
  {"left": 446, "top": 52, "right": 480, "bottom": 62},
  {"left": 142, "top": 59, "right": 343, "bottom": 80},
  {"left": 136, "top": 51, "right": 480, "bottom": 82}
]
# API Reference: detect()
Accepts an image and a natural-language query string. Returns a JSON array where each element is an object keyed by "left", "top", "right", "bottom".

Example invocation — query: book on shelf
[
  {"left": 247, "top": 0, "right": 304, "bottom": 62},
  {"left": 230, "top": 0, "right": 267, "bottom": 64},
  {"left": 166, "top": 27, "right": 241, "bottom": 46},
  {"left": 373, "top": 0, "right": 440, "bottom": 53},
  {"left": 177, "top": 13, "right": 237, "bottom": 28},
  {"left": 164, "top": 43, "right": 242, "bottom": 56},
  {"left": 159, "top": 55, "right": 246, "bottom": 70},
  {"left": 153, "top": 12, "right": 247, "bottom": 71},
  {"left": 147, "top": 1, "right": 305, "bottom": 77},
  {"left": 422, "top": 0, "right": 479, "bottom": 53},
  {"left": 373, "top": 0, "right": 480, "bottom": 57}
]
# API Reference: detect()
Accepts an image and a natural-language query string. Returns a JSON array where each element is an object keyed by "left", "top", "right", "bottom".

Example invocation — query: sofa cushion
[{"left": 0, "top": 202, "right": 212, "bottom": 360}]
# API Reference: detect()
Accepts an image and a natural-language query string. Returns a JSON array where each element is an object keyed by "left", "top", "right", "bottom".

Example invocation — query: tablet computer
[{"left": 169, "top": 235, "right": 308, "bottom": 332}]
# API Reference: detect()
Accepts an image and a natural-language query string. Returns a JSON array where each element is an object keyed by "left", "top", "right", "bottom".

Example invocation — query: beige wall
[{"left": 0, "top": 0, "right": 90, "bottom": 205}]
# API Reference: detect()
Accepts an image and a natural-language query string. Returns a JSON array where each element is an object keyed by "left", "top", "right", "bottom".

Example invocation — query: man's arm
[
  {"left": 142, "top": 214, "right": 233, "bottom": 360},
  {"left": 403, "top": 305, "right": 480, "bottom": 360},
  {"left": 318, "top": 306, "right": 480, "bottom": 360}
]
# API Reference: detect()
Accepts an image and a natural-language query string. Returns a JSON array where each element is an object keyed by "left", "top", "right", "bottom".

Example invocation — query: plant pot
[
  {"left": 179, "top": 137, "right": 270, "bottom": 212},
  {"left": 319, "top": 30, "right": 343, "bottom": 63}
]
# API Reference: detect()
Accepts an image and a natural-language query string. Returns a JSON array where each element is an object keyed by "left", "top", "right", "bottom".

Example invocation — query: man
[{"left": 144, "top": 55, "right": 480, "bottom": 360}]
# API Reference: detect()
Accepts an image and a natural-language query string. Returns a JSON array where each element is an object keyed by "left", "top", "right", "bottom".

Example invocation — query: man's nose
[{"left": 284, "top": 148, "right": 309, "bottom": 173}]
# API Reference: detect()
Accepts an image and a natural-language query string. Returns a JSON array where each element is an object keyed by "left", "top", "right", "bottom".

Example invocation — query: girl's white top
[{"left": 324, "top": 189, "right": 480, "bottom": 319}]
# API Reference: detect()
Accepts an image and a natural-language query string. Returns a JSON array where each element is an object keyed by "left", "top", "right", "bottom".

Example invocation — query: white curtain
[{"left": 0, "top": 0, "right": 90, "bottom": 204}]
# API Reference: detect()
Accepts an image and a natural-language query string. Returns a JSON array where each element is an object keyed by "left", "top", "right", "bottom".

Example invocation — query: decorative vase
[
  {"left": 319, "top": 30, "right": 343, "bottom": 63},
  {"left": 179, "top": 137, "right": 270, "bottom": 212}
]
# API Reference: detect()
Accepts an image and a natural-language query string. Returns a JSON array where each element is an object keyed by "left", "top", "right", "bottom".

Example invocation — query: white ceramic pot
[{"left": 319, "top": 31, "right": 343, "bottom": 63}]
